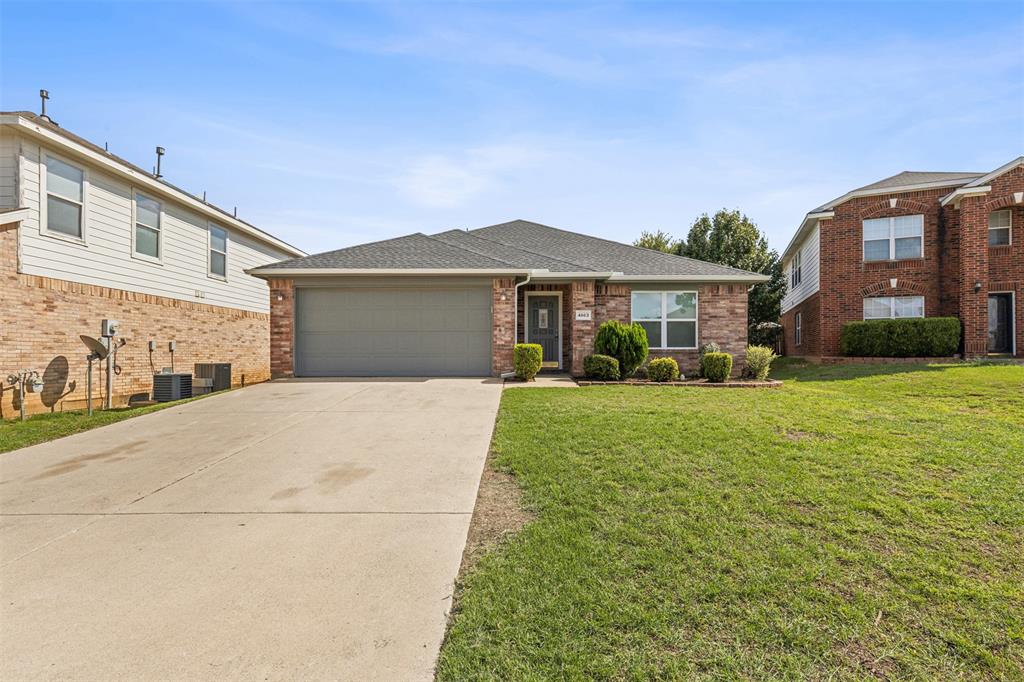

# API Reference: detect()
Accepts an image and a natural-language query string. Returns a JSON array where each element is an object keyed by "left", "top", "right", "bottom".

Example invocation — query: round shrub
[
  {"left": 594, "top": 321, "right": 649, "bottom": 377},
  {"left": 583, "top": 354, "right": 620, "bottom": 380},
  {"left": 701, "top": 352, "right": 733, "bottom": 383},
  {"left": 647, "top": 357, "right": 680, "bottom": 382},
  {"left": 696, "top": 342, "right": 721, "bottom": 377},
  {"left": 513, "top": 343, "right": 542, "bottom": 381},
  {"left": 744, "top": 345, "right": 777, "bottom": 381}
]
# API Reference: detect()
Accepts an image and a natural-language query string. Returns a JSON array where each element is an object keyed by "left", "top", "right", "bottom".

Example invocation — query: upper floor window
[
  {"left": 791, "top": 250, "right": 802, "bottom": 288},
  {"left": 989, "top": 210, "right": 1012, "bottom": 246},
  {"left": 44, "top": 155, "right": 85, "bottom": 239},
  {"left": 133, "top": 192, "right": 161, "bottom": 259},
  {"left": 863, "top": 295, "right": 924, "bottom": 320},
  {"left": 631, "top": 291, "right": 698, "bottom": 349},
  {"left": 863, "top": 215, "right": 923, "bottom": 261},
  {"left": 209, "top": 224, "right": 228, "bottom": 278}
]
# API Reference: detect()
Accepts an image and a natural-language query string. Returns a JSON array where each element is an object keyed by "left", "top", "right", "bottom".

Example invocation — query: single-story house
[{"left": 248, "top": 220, "right": 769, "bottom": 378}]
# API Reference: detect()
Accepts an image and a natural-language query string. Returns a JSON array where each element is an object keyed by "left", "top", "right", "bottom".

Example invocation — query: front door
[
  {"left": 527, "top": 295, "right": 560, "bottom": 367},
  {"left": 988, "top": 293, "right": 1014, "bottom": 354}
]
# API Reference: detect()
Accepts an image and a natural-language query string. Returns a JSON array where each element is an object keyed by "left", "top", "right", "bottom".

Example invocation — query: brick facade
[
  {"left": 780, "top": 292, "right": 820, "bottom": 357},
  {"left": 263, "top": 276, "right": 752, "bottom": 379},
  {"left": 1, "top": 221, "right": 271, "bottom": 419},
  {"left": 791, "top": 166, "right": 1024, "bottom": 359}
]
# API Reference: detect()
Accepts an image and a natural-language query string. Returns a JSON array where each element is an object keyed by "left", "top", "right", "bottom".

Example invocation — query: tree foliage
[{"left": 633, "top": 230, "right": 679, "bottom": 254}]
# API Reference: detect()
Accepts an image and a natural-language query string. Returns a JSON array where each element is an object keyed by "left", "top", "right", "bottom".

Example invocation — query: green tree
[
  {"left": 677, "top": 209, "right": 785, "bottom": 327},
  {"left": 633, "top": 230, "right": 679, "bottom": 254}
]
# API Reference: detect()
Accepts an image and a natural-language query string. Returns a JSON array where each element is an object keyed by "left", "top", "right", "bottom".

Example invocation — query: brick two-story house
[{"left": 780, "top": 156, "right": 1023, "bottom": 360}]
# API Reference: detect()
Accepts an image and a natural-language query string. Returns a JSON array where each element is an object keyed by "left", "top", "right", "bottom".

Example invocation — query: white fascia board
[
  {"left": 1, "top": 114, "right": 306, "bottom": 258},
  {"left": 608, "top": 273, "right": 770, "bottom": 283},
  {"left": 960, "top": 156, "right": 1024, "bottom": 188},
  {"left": 781, "top": 211, "right": 833, "bottom": 263},
  {"left": 0, "top": 207, "right": 31, "bottom": 224},
  {"left": 244, "top": 266, "right": 532, "bottom": 276},
  {"left": 940, "top": 185, "right": 992, "bottom": 207}
]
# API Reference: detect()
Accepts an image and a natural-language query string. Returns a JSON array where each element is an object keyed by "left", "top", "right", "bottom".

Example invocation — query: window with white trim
[
  {"left": 989, "top": 210, "right": 1011, "bottom": 246},
  {"left": 133, "top": 192, "right": 161, "bottom": 259},
  {"left": 209, "top": 224, "right": 227, "bottom": 278},
  {"left": 863, "top": 215, "right": 923, "bottom": 261},
  {"left": 863, "top": 296, "right": 924, "bottom": 320},
  {"left": 44, "top": 155, "right": 85, "bottom": 238},
  {"left": 795, "top": 312, "right": 802, "bottom": 346},
  {"left": 791, "top": 250, "right": 802, "bottom": 288},
  {"left": 631, "top": 291, "right": 697, "bottom": 349}
]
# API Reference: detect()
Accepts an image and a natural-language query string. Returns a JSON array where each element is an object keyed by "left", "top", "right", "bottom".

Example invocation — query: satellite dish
[{"left": 80, "top": 335, "right": 109, "bottom": 360}]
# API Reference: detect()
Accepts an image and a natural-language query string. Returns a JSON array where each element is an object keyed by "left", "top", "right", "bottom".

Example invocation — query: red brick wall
[
  {"left": 268, "top": 278, "right": 295, "bottom": 378},
  {"left": 978, "top": 166, "right": 1024, "bottom": 356},
  {"left": 781, "top": 292, "right": 820, "bottom": 357},
  {"left": 1, "top": 221, "right": 270, "bottom": 419},
  {"left": 492, "top": 277, "right": 516, "bottom": 375},
  {"left": 569, "top": 280, "right": 596, "bottom": 375}
]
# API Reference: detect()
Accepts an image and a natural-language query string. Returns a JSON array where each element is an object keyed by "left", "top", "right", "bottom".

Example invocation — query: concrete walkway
[{"left": 0, "top": 378, "right": 502, "bottom": 681}]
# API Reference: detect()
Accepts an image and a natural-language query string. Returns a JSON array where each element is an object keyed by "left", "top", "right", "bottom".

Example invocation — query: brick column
[
  {"left": 492, "top": 278, "right": 516, "bottom": 375},
  {"left": 268, "top": 278, "right": 295, "bottom": 378},
  {"left": 958, "top": 196, "right": 989, "bottom": 357},
  {"left": 569, "top": 280, "right": 596, "bottom": 375}
]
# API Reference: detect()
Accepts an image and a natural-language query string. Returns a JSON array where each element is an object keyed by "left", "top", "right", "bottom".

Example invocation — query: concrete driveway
[{"left": 0, "top": 378, "right": 502, "bottom": 681}]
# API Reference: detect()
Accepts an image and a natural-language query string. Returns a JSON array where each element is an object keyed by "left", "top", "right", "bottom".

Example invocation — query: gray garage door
[{"left": 294, "top": 287, "right": 492, "bottom": 376}]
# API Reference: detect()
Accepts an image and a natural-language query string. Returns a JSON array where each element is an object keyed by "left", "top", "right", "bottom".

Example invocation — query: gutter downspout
[{"left": 500, "top": 272, "right": 533, "bottom": 379}]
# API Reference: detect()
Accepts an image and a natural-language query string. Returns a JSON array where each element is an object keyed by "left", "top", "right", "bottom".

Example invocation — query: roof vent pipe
[
  {"left": 154, "top": 146, "right": 165, "bottom": 178},
  {"left": 39, "top": 89, "right": 56, "bottom": 125}
]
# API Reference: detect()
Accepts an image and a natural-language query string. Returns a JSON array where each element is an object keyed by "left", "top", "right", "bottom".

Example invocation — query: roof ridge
[
  {"left": 418, "top": 232, "right": 520, "bottom": 268},
  {"left": 448, "top": 226, "right": 593, "bottom": 271},
  {"left": 472, "top": 219, "right": 763, "bottom": 277}
]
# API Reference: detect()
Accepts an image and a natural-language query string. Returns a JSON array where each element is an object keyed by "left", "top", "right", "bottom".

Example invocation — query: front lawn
[{"left": 437, "top": 361, "right": 1024, "bottom": 680}]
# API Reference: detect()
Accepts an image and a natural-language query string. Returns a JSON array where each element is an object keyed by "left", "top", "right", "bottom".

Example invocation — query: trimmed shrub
[
  {"left": 583, "top": 354, "right": 621, "bottom": 380},
  {"left": 840, "top": 318, "right": 961, "bottom": 357},
  {"left": 594, "top": 321, "right": 649, "bottom": 377},
  {"left": 744, "top": 345, "right": 777, "bottom": 381},
  {"left": 647, "top": 357, "right": 680, "bottom": 382},
  {"left": 695, "top": 342, "right": 721, "bottom": 377},
  {"left": 701, "top": 352, "right": 733, "bottom": 383},
  {"left": 513, "top": 344, "right": 542, "bottom": 381}
]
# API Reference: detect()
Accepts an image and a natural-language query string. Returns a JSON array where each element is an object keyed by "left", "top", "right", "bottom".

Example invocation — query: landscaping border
[{"left": 575, "top": 378, "right": 782, "bottom": 388}]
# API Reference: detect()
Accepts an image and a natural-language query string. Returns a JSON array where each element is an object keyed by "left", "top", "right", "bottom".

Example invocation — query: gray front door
[
  {"left": 988, "top": 294, "right": 1013, "bottom": 354},
  {"left": 527, "top": 295, "right": 560, "bottom": 367},
  {"left": 294, "top": 286, "right": 492, "bottom": 376}
]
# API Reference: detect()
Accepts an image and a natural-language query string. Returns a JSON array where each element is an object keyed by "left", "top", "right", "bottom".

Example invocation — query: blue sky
[{"left": 2, "top": 2, "right": 1022, "bottom": 255}]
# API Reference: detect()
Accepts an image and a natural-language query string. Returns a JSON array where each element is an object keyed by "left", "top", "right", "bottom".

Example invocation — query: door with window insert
[{"left": 527, "top": 295, "right": 560, "bottom": 367}]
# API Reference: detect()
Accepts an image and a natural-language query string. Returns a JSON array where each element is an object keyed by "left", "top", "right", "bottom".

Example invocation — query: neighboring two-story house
[
  {"left": 780, "top": 156, "right": 1023, "bottom": 360},
  {"left": 0, "top": 111, "right": 304, "bottom": 417}
]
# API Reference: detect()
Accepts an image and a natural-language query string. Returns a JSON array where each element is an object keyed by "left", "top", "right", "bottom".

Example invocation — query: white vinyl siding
[
  {"left": 989, "top": 210, "right": 1011, "bottom": 246},
  {"left": 863, "top": 296, "right": 924, "bottom": 320},
  {"left": 0, "top": 129, "right": 17, "bottom": 209},
  {"left": 781, "top": 223, "right": 820, "bottom": 313},
  {"left": 631, "top": 291, "right": 698, "bottom": 349},
  {"left": 863, "top": 215, "right": 923, "bottom": 261},
  {"left": 14, "top": 138, "right": 289, "bottom": 313}
]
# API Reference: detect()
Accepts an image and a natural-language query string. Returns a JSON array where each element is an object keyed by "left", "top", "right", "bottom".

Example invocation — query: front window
[
  {"left": 45, "top": 155, "right": 85, "bottom": 238},
  {"left": 631, "top": 291, "right": 697, "bottom": 349},
  {"left": 134, "top": 192, "right": 161, "bottom": 259},
  {"left": 795, "top": 312, "right": 802, "bottom": 346},
  {"left": 989, "top": 210, "right": 1011, "bottom": 246},
  {"left": 209, "top": 224, "right": 227, "bottom": 278},
  {"left": 863, "top": 295, "right": 924, "bottom": 320},
  {"left": 791, "top": 250, "right": 802, "bottom": 288},
  {"left": 863, "top": 215, "right": 923, "bottom": 261}
]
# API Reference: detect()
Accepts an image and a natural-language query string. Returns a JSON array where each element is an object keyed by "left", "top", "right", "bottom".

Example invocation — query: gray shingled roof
[
  {"left": 255, "top": 219, "right": 766, "bottom": 280},
  {"left": 853, "top": 171, "right": 983, "bottom": 193}
]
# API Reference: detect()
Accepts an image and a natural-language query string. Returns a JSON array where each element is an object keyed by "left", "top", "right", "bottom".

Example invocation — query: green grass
[
  {"left": 437, "top": 361, "right": 1024, "bottom": 680},
  {"left": 0, "top": 393, "right": 211, "bottom": 455}
]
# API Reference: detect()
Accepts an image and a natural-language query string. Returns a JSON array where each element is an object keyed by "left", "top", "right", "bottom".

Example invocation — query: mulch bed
[{"left": 575, "top": 378, "right": 783, "bottom": 388}]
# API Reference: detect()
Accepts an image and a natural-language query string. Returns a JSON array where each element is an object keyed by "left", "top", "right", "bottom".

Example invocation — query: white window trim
[
  {"left": 39, "top": 149, "right": 89, "bottom": 245},
  {"left": 863, "top": 214, "right": 924, "bottom": 262},
  {"left": 208, "top": 223, "right": 228, "bottom": 281},
  {"left": 989, "top": 209, "right": 1012, "bottom": 246},
  {"left": 131, "top": 189, "right": 164, "bottom": 265},
  {"left": 795, "top": 311, "right": 802, "bottom": 346},
  {"left": 631, "top": 290, "right": 699, "bottom": 350},
  {"left": 523, "top": 291, "right": 563, "bottom": 369},
  {"left": 863, "top": 295, "right": 925, "bottom": 320},
  {"left": 791, "top": 250, "right": 802, "bottom": 288}
]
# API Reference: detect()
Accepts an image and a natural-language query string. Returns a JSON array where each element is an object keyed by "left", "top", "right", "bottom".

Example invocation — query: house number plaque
[{"left": 574, "top": 309, "right": 593, "bottom": 321}]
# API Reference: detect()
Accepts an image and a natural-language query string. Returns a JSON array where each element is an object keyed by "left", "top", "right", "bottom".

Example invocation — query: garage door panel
[{"left": 295, "top": 287, "right": 491, "bottom": 376}]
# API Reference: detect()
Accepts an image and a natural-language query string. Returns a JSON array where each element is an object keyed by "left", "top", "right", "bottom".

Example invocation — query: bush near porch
[{"left": 438, "top": 360, "right": 1024, "bottom": 680}]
